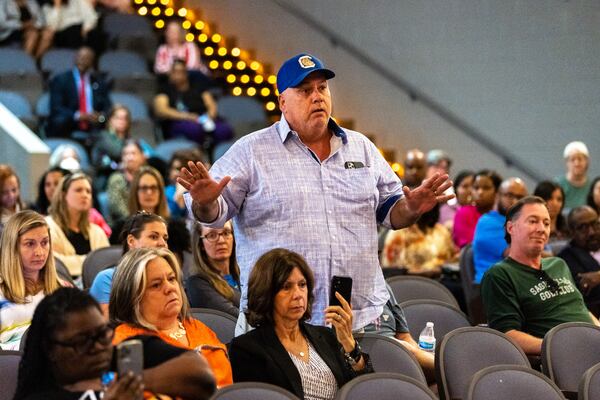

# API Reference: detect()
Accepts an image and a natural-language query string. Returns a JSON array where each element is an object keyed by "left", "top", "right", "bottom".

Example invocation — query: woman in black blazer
[{"left": 229, "top": 249, "right": 373, "bottom": 399}]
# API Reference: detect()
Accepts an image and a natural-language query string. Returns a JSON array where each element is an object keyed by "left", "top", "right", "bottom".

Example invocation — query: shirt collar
[{"left": 276, "top": 114, "right": 348, "bottom": 145}]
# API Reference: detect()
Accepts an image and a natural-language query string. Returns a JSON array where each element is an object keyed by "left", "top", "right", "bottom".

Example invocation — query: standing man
[
  {"left": 178, "top": 53, "right": 452, "bottom": 332},
  {"left": 481, "top": 196, "right": 599, "bottom": 355}
]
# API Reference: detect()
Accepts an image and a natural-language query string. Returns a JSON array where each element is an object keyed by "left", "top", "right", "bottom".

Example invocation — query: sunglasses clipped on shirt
[{"left": 536, "top": 269, "right": 560, "bottom": 295}]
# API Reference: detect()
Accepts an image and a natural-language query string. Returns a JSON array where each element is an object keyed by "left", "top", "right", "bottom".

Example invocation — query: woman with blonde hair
[
  {"left": 110, "top": 247, "right": 233, "bottom": 388},
  {"left": 46, "top": 172, "right": 109, "bottom": 277},
  {"left": 128, "top": 166, "right": 170, "bottom": 219},
  {"left": 0, "top": 210, "right": 63, "bottom": 349},
  {"left": 186, "top": 221, "right": 240, "bottom": 316}
]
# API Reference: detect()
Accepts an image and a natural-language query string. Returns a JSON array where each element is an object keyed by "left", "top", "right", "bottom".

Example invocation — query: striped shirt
[
  {"left": 185, "top": 115, "right": 403, "bottom": 328},
  {"left": 0, "top": 290, "right": 45, "bottom": 350},
  {"left": 289, "top": 342, "right": 338, "bottom": 400}
]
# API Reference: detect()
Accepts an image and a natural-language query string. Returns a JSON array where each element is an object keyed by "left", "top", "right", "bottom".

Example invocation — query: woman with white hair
[{"left": 556, "top": 141, "right": 592, "bottom": 212}]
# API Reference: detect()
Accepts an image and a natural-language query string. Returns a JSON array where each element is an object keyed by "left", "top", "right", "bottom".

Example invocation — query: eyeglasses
[
  {"left": 201, "top": 230, "right": 233, "bottom": 242},
  {"left": 51, "top": 324, "right": 114, "bottom": 354},
  {"left": 138, "top": 185, "right": 159, "bottom": 193},
  {"left": 537, "top": 270, "right": 559, "bottom": 295},
  {"left": 574, "top": 220, "right": 600, "bottom": 232}
]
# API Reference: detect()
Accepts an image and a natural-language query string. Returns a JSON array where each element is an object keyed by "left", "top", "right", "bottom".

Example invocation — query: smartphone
[
  {"left": 329, "top": 275, "right": 352, "bottom": 307},
  {"left": 116, "top": 339, "right": 143, "bottom": 377}
]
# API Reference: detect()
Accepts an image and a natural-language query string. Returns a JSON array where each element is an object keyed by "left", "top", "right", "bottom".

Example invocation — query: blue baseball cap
[{"left": 276, "top": 53, "right": 335, "bottom": 93}]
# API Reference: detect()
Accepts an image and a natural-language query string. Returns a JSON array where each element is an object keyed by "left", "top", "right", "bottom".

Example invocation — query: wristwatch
[{"left": 344, "top": 340, "right": 362, "bottom": 365}]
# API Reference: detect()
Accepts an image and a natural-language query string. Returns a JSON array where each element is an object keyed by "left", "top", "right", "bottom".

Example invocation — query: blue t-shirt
[
  {"left": 165, "top": 185, "right": 188, "bottom": 218},
  {"left": 89, "top": 267, "right": 116, "bottom": 304},
  {"left": 473, "top": 211, "right": 507, "bottom": 283}
]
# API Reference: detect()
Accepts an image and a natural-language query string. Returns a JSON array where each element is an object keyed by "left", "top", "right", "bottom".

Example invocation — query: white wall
[
  {"left": 0, "top": 104, "right": 50, "bottom": 202},
  {"left": 191, "top": 0, "right": 600, "bottom": 188}
]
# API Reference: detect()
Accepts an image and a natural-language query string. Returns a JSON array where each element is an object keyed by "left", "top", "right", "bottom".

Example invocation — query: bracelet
[{"left": 344, "top": 340, "right": 362, "bottom": 365}]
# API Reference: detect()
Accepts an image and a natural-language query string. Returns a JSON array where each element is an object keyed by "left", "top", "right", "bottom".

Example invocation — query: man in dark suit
[
  {"left": 558, "top": 205, "right": 600, "bottom": 314},
  {"left": 48, "top": 46, "right": 111, "bottom": 142}
]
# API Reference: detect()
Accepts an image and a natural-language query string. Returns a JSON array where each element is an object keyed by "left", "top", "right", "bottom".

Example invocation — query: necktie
[{"left": 79, "top": 74, "right": 89, "bottom": 131}]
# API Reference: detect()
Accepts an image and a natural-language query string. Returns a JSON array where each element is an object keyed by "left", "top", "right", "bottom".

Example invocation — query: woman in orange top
[{"left": 109, "top": 247, "right": 232, "bottom": 388}]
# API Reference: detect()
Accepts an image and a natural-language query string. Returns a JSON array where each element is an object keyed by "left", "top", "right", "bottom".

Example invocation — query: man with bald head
[
  {"left": 403, "top": 149, "right": 426, "bottom": 189},
  {"left": 473, "top": 177, "right": 528, "bottom": 282},
  {"left": 558, "top": 205, "right": 600, "bottom": 314},
  {"left": 178, "top": 53, "right": 452, "bottom": 347}
]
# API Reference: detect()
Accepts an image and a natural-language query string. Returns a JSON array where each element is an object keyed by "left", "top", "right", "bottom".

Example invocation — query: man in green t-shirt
[{"left": 481, "top": 196, "right": 599, "bottom": 355}]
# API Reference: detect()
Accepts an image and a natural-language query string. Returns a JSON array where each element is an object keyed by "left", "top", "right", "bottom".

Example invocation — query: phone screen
[{"left": 329, "top": 275, "right": 352, "bottom": 307}]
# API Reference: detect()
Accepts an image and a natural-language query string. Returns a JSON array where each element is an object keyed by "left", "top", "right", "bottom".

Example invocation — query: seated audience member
[
  {"left": 47, "top": 46, "right": 111, "bottom": 141},
  {"left": 481, "top": 196, "right": 599, "bottom": 356},
  {"left": 33, "top": 167, "right": 69, "bottom": 215},
  {"left": 90, "top": 212, "right": 168, "bottom": 317},
  {"left": 229, "top": 249, "right": 373, "bottom": 398},
  {"left": 92, "top": 0, "right": 133, "bottom": 13},
  {"left": 36, "top": 0, "right": 100, "bottom": 59},
  {"left": 106, "top": 139, "right": 147, "bottom": 224},
  {"left": 0, "top": 0, "right": 44, "bottom": 56},
  {"left": 13, "top": 287, "right": 216, "bottom": 400},
  {"left": 34, "top": 166, "right": 112, "bottom": 237},
  {"left": 110, "top": 247, "right": 233, "bottom": 388},
  {"left": 128, "top": 166, "right": 170, "bottom": 219},
  {"left": 382, "top": 204, "right": 457, "bottom": 278},
  {"left": 46, "top": 172, "right": 109, "bottom": 276},
  {"left": 186, "top": 220, "right": 240, "bottom": 316},
  {"left": 473, "top": 177, "right": 527, "bottom": 283},
  {"left": 0, "top": 211, "right": 64, "bottom": 349},
  {"left": 91, "top": 104, "right": 131, "bottom": 189},
  {"left": 556, "top": 141, "right": 592, "bottom": 212},
  {"left": 558, "top": 206, "right": 600, "bottom": 315},
  {"left": 402, "top": 149, "right": 427, "bottom": 189},
  {"left": 0, "top": 164, "right": 26, "bottom": 228},
  {"left": 587, "top": 176, "right": 600, "bottom": 215},
  {"left": 154, "top": 59, "right": 233, "bottom": 149},
  {"left": 154, "top": 20, "right": 209, "bottom": 76},
  {"left": 534, "top": 180, "right": 569, "bottom": 254},
  {"left": 109, "top": 166, "right": 169, "bottom": 242},
  {"left": 48, "top": 144, "right": 83, "bottom": 172},
  {"left": 439, "top": 170, "right": 474, "bottom": 230},
  {"left": 453, "top": 169, "right": 502, "bottom": 248},
  {"left": 166, "top": 148, "right": 207, "bottom": 218},
  {"left": 425, "top": 149, "right": 452, "bottom": 179}
]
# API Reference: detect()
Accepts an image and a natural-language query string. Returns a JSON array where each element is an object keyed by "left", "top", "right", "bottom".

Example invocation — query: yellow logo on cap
[{"left": 298, "top": 55, "right": 315, "bottom": 69}]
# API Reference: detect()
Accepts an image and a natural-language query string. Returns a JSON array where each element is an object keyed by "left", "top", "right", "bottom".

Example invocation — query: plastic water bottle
[
  {"left": 418, "top": 322, "right": 436, "bottom": 353},
  {"left": 198, "top": 113, "right": 216, "bottom": 132}
]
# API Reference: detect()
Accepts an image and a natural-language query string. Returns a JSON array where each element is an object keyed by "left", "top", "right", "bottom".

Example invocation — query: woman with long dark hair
[{"left": 186, "top": 220, "right": 240, "bottom": 316}]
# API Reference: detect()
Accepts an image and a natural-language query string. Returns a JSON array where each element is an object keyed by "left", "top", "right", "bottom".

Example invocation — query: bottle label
[{"left": 418, "top": 339, "right": 435, "bottom": 351}]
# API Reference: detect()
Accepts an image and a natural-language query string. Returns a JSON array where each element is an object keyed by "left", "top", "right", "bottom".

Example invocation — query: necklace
[{"left": 168, "top": 321, "right": 187, "bottom": 340}]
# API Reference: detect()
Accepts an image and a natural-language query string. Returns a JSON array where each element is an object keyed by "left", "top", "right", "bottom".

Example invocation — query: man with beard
[
  {"left": 472, "top": 177, "right": 528, "bottom": 283},
  {"left": 558, "top": 205, "right": 600, "bottom": 314},
  {"left": 481, "top": 196, "right": 599, "bottom": 355}
]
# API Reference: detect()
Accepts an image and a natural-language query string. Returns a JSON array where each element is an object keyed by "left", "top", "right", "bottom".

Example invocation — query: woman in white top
[
  {"left": 46, "top": 172, "right": 109, "bottom": 277},
  {"left": 36, "top": 0, "right": 98, "bottom": 59},
  {"left": 0, "top": 210, "right": 64, "bottom": 350}
]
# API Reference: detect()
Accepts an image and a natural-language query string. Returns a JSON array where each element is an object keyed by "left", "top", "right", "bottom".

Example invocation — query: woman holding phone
[{"left": 229, "top": 248, "right": 373, "bottom": 399}]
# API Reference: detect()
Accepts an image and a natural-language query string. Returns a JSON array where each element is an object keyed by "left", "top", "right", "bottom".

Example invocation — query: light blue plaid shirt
[{"left": 185, "top": 116, "right": 403, "bottom": 328}]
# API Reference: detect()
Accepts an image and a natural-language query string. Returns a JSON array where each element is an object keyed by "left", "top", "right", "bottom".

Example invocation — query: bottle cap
[{"left": 426, "top": 322, "right": 434, "bottom": 327}]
